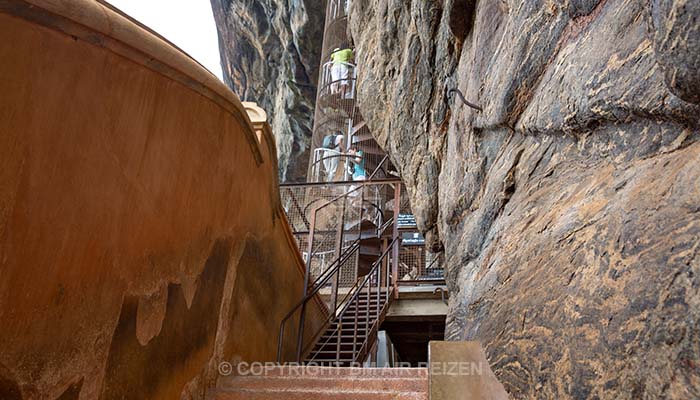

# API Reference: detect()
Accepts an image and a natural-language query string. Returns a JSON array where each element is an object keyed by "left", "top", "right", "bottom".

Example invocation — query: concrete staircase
[{"left": 208, "top": 366, "right": 428, "bottom": 400}]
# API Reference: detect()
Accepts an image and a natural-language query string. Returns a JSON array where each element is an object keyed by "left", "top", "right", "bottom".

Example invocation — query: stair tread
[
  {"left": 208, "top": 389, "right": 428, "bottom": 400},
  {"left": 313, "top": 345, "right": 364, "bottom": 352},
  {"left": 214, "top": 388, "right": 426, "bottom": 393},
  {"left": 251, "top": 367, "right": 428, "bottom": 377}
]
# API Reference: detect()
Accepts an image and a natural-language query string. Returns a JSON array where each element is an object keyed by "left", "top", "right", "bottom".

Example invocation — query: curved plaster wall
[{"left": 0, "top": 1, "right": 325, "bottom": 398}]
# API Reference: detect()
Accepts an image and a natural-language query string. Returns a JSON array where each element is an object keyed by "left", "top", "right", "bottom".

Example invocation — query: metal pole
[
  {"left": 353, "top": 291, "right": 359, "bottom": 359},
  {"left": 330, "top": 196, "right": 346, "bottom": 313},
  {"left": 376, "top": 263, "right": 380, "bottom": 318},
  {"left": 357, "top": 184, "right": 364, "bottom": 282},
  {"left": 392, "top": 184, "right": 401, "bottom": 299},
  {"left": 380, "top": 238, "right": 388, "bottom": 287},
  {"left": 366, "top": 280, "right": 371, "bottom": 338},
  {"left": 296, "top": 207, "right": 318, "bottom": 361}
]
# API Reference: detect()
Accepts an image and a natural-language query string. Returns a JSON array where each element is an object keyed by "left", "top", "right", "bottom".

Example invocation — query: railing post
[
  {"left": 353, "top": 291, "right": 359, "bottom": 359},
  {"left": 380, "top": 238, "right": 388, "bottom": 287},
  {"left": 336, "top": 312, "right": 342, "bottom": 366},
  {"left": 366, "top": 280, "right": 371, "bottom": 339},
  {"left": 296, "top": 303, "right": 307, "bottom": 362},
  {"left": 357, "top": 184, "right": 364, "bottom": 282},
  {"left": 376, "top": 264, "right": 380, "bottom": 317},
  {"left": 295, "top": 206, "right": 319, "bottom": 362},
  {"left": 330, "top": 195, "right": 346, "bottom": 313},
  {"left": 392, "top": 184, "right": 401, "bottom": 299}
]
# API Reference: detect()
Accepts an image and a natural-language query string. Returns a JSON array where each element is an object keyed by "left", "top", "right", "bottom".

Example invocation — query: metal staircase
[
  {"left": 277, "top": 181, "right": 402, "bottom": 366},
  {"left": 304, "top": 242, "right": 395, "bottom": 366}
]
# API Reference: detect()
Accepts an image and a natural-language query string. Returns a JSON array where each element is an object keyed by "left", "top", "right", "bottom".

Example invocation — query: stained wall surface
[{"left": 0, "top": 1, "right": 325, "bottom": 399}]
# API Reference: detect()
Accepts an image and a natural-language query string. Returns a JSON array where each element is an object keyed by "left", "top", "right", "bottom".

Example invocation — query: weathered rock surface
[
  {"left": 210, "top": 0, "right": 324, "bottom": 182},
  {"left": 349, "top": 0, "right": 700, "bottom": 398}
]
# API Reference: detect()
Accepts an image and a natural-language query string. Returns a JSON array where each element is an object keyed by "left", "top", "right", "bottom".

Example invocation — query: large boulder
[{"left": 348, "top": 0, "right": 700, "bottom": 398}]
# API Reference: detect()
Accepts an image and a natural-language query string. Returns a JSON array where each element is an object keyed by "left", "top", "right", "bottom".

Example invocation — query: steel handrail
[
  {"left": 307, "top": 237, "right": 398, "bottom": 363},
  {"left": 367, "top": 155, "right": 389, "bottom": 181},
  {"left": 280, "top": 178, "right": 401, "bottom": 189},
  {"left": 322, "top": 60, "right": 357, "bottom": 70},
  {"left": 306, "top": 265, "right": 372, "bottom": 361},
  {"left": 277, "top": 181, "right": 402, "bottom": 364},
  {"left": 425, "top": 254, "right": 442, "bottom": 271},
  {"left": 330, "top": 236, "right": 396, "bottom": 322},
  {"left": 318, "top": 78, "right": 357, "bottom": 97},
  {"left": 295, "top": 181, "right": 392, "bottom": 265},
  {"left": 309, "top": 151, "right": 390, "bottom": 184},
  {"left": 280, "top": 189, "right": 311, "bottom": 231},
  {"left": 277, "top": 240, "right": 361, "bottom": 362},
  {"left": 318, "top": 61, "right": 357, "bottom": 96},
  {"left": 308, "top": 151, "right": 358, "bottom": 169}
]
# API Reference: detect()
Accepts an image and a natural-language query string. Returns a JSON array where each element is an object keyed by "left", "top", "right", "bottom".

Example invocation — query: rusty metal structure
[
  {"left": 307, "top": 0, "right": 389, "bottom": 182},
  {"left": 276, "top": 0, "right": 446, "bottom": 366}
]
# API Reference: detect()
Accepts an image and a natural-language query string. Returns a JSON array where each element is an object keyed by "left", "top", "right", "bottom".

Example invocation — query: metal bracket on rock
[{"left": 448, "top": 89, "right": 483, "bottom": 112}]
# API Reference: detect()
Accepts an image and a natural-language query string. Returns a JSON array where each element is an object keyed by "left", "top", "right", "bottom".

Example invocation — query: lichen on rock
[{"left": 348, "top": 0, "right": 700, "bottom": 398}]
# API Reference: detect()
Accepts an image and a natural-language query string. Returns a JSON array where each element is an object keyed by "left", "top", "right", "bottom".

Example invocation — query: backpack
[{"left": 322, "top": 134, "right": 338, "bottom": 149}]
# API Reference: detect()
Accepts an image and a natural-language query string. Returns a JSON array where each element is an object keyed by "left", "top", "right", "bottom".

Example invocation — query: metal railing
[
  {"left": 326, "top": 0, "right": 350, "bottom": 23},
  {"left": 317, "top": 61, "right": 357, "bottom": 104},
  {"left": 307, "top": 151, "right": 391, "bottom": 183},
  {"left": 398, "top": 240, "right": 445, "bottom": 283},
  {"left": 306, "top": 237, "right": 398, "bottom": 364},
  {"left": 308, "top": 0, "right": 390, "bottom": 186},
  {"left": 277, "top": 181, "right": 402, "bottom": 363},
  {"left": 276, "top": 235, "right": 398, "bottom": 364},
  {"left": 304, "top": 180, "right": 399, "bottom": 285},
  {"left": 308, "top": 149, "right": 355, "bottom": 182}
]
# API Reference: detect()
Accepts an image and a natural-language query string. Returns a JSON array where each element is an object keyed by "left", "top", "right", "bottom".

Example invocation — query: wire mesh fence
[
  {"left": 307, "top": 0, "right": 390, "bottom": 183},
  {"left": 280, "top": 181, "right": 402, "bottom": 284},
  {"left": 398, "top": 232, "right": 445, "bottom": 282}
]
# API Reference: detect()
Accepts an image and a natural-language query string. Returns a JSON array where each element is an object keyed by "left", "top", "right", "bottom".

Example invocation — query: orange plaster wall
[{"left": 0, "top": 1, "right": 325, "bottom": 399}]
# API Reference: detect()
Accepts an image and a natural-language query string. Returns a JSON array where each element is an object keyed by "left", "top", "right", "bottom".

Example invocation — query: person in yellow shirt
[{"left": 330, "top": 45, "right": 354, "bottom": 99}]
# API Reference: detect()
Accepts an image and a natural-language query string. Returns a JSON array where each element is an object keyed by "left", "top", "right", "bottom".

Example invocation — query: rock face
[
  {"left": 210, "top": 0, "right": 324, "bottom": 182},
  {"left": 348, "top": 0, "right": 700, "bottom": 398}
]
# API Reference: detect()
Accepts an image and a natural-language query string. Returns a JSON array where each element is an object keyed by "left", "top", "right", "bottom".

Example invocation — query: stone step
[
  {"left": 221, "top": 375, "right": 428, "bottom": 393},
  {"left": 241, "top": 366, "right": 427, "bottom": 378},
  {"left": 210, "top": 368, "right": 429, "bottom": 400},
  {"left": 208, "top": 389, "right": 428, "bottom": 400}
]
